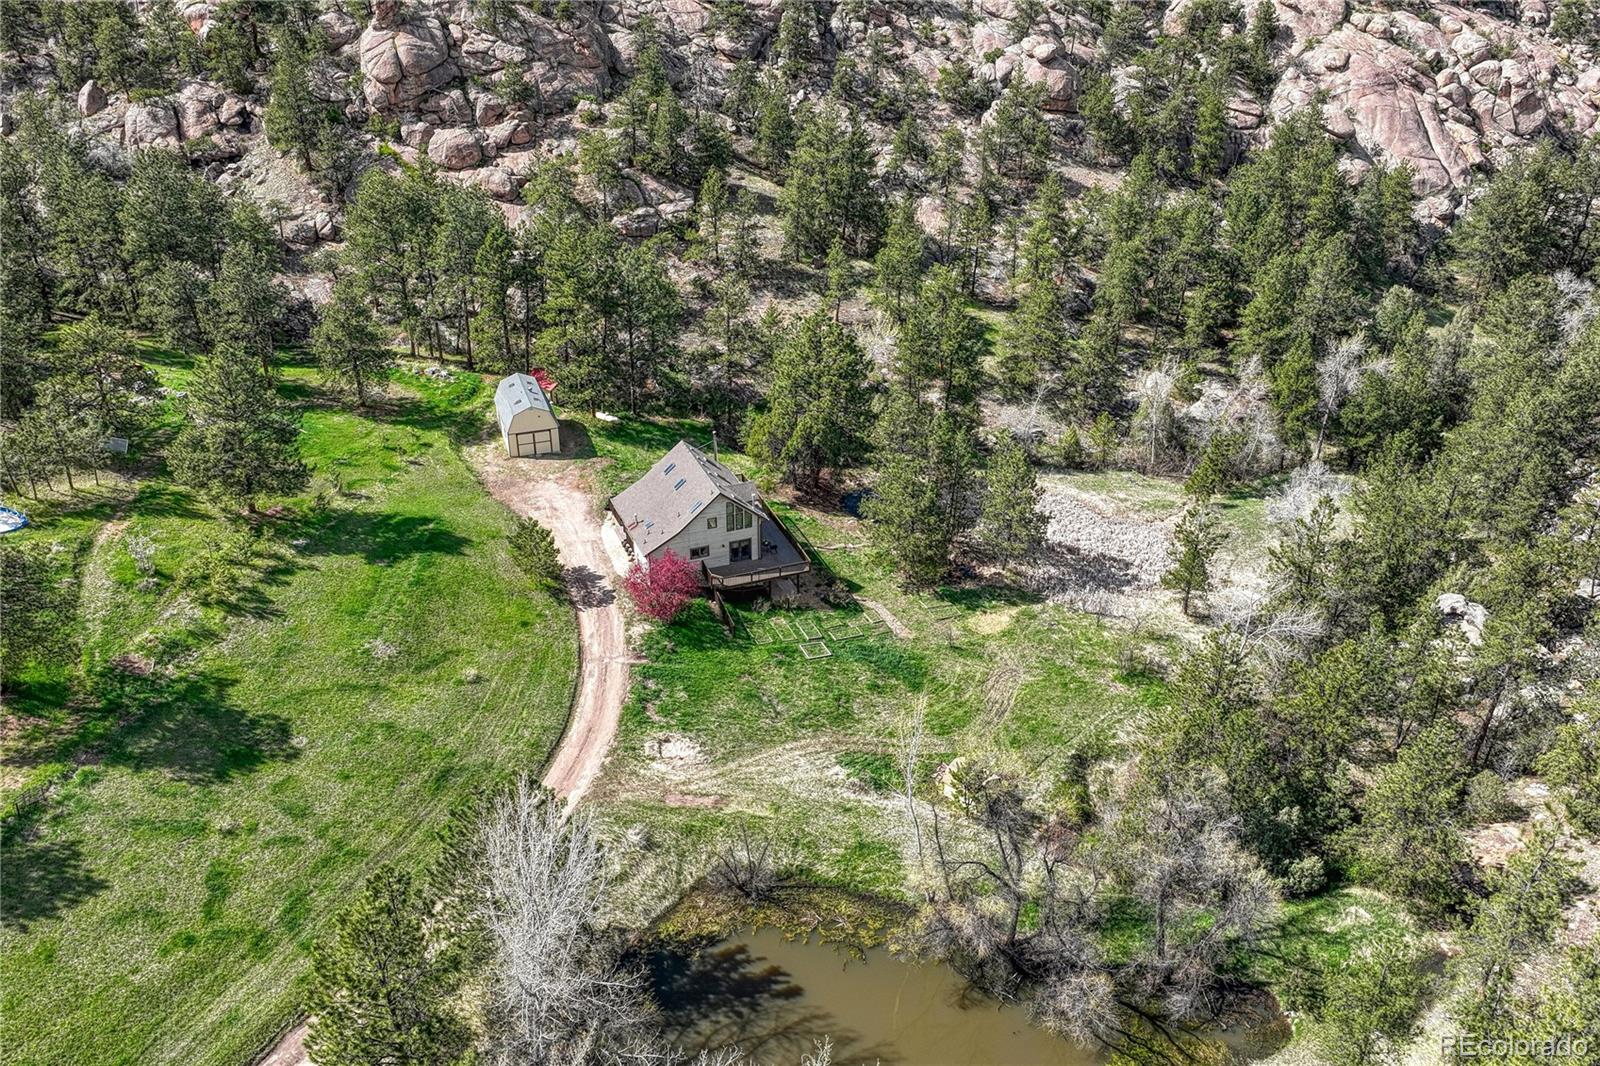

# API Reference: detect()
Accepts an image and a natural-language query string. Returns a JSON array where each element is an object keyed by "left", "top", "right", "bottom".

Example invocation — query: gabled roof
[
  {"left": 609, "top": 440, "right": 763, "bottom": 557},
  {"left": 495, "top": 373, "right": 553, "bottom": 429}
]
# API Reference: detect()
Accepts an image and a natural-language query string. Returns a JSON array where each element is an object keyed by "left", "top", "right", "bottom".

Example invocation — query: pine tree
[
  {"left": 1162, "top": 504, "right": 1227, "bottom": 616},
  {"left": 50, "top": 313, "right": 156, "bottom": 435},
  {"left": 895, "top": 265, "right": 984, "bottom": 415},
  {"left": 0, "top": 542, "right": 74, "bottom": 693},
  {"left": 1452, "top": 829, "right": 1573, "bottom": 1037},
  {"left": 1269, "top": 333, "right": 1320, "bottom": 453},
  {"left": 823, "top": 235, "right": 849, "bottom": 322},
  {"left": 1310, "top": 932, "right": 1430, "bottom": 1066},
  {"left": 873, "top": 199, "right": 924, "bottom": 323},
  {"left": 314, "top": 280, "right": 391, "bottom": 407},
  {"left": 169, "top": 343, "right": 308, "bottom": 512},
  {"left": 263, "top": 25, "right": 323, "bottom": 173},
  {"left": 747, "top": 311, "right": 871, "bottom": 490},
  {"left": 1191, "top": 78, "right": 1228, "bottom": 181},
  {"left": 1343, "top": 721, "right": 1468, "bottom": 915},
  {"left": 866, "top": 391, "right": 980, "bottom": 585},
  {"left": 306, "top": 866, "right": 468, "bottom": 1066},
  {"left": 209, "top": 207, "right": 286, "bottom": 375},
  {"left": 472, "top": 220, "right": 517, "bottom": 374},
  {"left": 509, "top": 517, "right": 564, "bottom": 590},
  {"left": 976, "top": 435, "right": 1046, "bottom": 564},
  {"left": 998, "top": 257, "right": 1068, "bottom": 397},
  {"left": 697, "top": 167, "right": 730, "bottom": 262}
]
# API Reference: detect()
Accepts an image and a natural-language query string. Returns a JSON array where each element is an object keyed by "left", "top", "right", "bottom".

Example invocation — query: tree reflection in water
[{"left": 645, "top": 939, "right": 899, "bottom": 1065}]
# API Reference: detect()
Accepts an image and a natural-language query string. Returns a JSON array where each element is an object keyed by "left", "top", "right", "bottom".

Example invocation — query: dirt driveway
[{"left": 467, "top": 442, "right": 631, "bottom": 806}]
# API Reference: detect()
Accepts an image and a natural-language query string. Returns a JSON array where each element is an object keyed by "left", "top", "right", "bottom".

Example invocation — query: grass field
[{"left": 0, "top": 360, "right": 578, "bottom": 1066}]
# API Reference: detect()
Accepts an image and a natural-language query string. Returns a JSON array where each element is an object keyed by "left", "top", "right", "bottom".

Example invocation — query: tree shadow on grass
[
  {"left": 362, "top": 390, "right": 490, "bottom": 446},
  {"left": 0, "top": 823, "right": 110, "bottom": 932},
  {"left": 91, "top": 668, "right": 300, "bottom": 784},
  {"left": 295, "top": 511, "right": 470, "bottom": 564}
]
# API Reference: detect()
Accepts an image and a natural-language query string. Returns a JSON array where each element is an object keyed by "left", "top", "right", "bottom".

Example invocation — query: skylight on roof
[
  {"left": 663, "top": 462, "right": 676, "bottom": 475},
  {"left": 674, "top": 478, "right": 686, "bottom": 490}
]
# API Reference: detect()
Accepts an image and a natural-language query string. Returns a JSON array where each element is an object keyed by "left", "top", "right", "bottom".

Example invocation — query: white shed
[{"left": 495, "top": 373, "right": 561, "bottom": 457}]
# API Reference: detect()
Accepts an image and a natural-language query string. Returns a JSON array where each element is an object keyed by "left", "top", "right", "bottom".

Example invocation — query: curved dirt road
[{"left": 469, "top": 444, "right": 630, "bottom": 805}]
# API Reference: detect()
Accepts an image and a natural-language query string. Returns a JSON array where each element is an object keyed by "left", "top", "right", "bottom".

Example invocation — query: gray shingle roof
[
  {"left": 495, "top": 373, "right": 552, "bottom": 430},
  {"left": 609, "top": 440, "right": 762, "bottom": 557}
]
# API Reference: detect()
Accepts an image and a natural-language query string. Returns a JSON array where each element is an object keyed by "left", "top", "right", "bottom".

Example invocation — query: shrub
[
  {"left": 622, "top": 550, "right": 700, "bottom": 622},
  {"left": 1281, "top": 855, "right": 1327, "bottom": 899},
  {"left": 508, "top": 518, "right": 563, "bottom": 590},
  {"left": 1463, "top": 770, "right": 1513, "bottom": 825}
]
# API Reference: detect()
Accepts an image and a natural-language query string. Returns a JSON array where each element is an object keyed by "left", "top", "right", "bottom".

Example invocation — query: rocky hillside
[{"left": 6, "top": 0, "right": 1596, "bottom": 256}]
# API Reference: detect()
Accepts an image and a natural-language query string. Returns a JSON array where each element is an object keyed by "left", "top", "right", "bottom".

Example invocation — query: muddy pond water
[{"left": 647, "top": 928, "right": 1105, "bottom": 1066}]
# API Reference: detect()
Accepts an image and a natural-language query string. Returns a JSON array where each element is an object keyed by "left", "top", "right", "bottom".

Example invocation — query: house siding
[{"left": 647, "top": 494, "right": 762, "bottom": 569}]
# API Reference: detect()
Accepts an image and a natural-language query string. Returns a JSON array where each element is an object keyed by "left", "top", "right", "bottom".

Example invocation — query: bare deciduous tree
[{"left": 479, "top": 776, "right": 669, "bottom": 1065}]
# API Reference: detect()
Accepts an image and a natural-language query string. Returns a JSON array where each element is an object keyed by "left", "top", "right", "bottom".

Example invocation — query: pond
[{"left": 646, "top": 928, "right": 1105, "bottom": 1066}]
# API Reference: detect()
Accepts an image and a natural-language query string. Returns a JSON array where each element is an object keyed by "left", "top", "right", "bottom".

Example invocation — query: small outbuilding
[{"left": 495, "top": 373, "right": 561, "bottom": 457}]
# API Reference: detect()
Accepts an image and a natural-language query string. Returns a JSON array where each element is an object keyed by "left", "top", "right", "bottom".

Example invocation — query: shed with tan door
[{"left": 495, "top": 373, "right": 561, "bottom": 457}]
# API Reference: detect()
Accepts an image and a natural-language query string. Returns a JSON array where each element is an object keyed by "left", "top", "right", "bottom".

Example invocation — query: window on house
[
  {"left": 689, "top": 546, "right": 709, "bottom": 560},
  {"left": 706, "top": 516, "right": 718, "bottom": 529},
  {"left": 728, "top": 538, "right": 752, "bottom": 562},
  {"left": 725, "top": 500, "right": 752, "bottom": 531}
]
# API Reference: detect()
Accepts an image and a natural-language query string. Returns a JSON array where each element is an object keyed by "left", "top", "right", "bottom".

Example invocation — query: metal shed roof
[
  {"left": 494, "top": 373, "right": 553, "bottom": 430},
  {"left": 609, "top": 440, "right": 763, "bottom": 557}
]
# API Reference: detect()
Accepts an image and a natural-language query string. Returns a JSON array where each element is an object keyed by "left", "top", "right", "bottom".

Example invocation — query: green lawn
[{"left": 0, "top": 363, "right": 578, "bottom": 1066}]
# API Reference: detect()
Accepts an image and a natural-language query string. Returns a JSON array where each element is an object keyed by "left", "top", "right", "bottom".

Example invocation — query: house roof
[
  {"left": 609, "top": 440, "right": 763, "bottom": 557},
  {"left": 494, "top": 373, "right": 553, "bottom": 429}
]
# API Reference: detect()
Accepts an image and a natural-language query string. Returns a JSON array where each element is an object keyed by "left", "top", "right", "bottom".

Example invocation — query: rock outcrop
[
  {"left": 360, "top": 9, "right": 459, "bottom": 112},
  {"left": 12, "top": 0, "right": 1595, "bottom": 253},
  {"left": 1266, "top": 0, "right": 1599, "bottom": 203}
]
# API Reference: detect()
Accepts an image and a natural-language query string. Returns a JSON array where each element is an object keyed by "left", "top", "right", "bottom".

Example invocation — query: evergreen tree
[
  {"left": 169, "top": 343, "right": 307, "bottom": 512},
  {"left": 866, "top": 389, "right": 980, "bottom": 585},
  {"left": 873, "top": 199, "right": 924, "bottom": 323},
  {"left": 263, "top": 25, "right": 323, "bottom": 172},
  {"left": 1452, "top": 829, "right": 1573, "bottom": 1038},
  {"left": 471, "top": 219, "right": 518, "bottom": 374},
  {"left": 1310, "top": 933, "right": 1430, "bottom": 1066},
  {"left": 0, "top": 542, "right": 74, "bottom": 693},
  {"left": 1269, "top": 333, "right": 1319, "bottom": 453},
  {"left": 306, "top": 866, "right": 468, "bottom": 1066},
  {"left": 823, "top": 236, "right": 849, "bottom": 322},
  {"left": 1162, "top": 504, "right": 1226, "bottom": 616},
  {"left": 747, "top": 310, "right": 872, "bottom": 490},
  {"left": 51, "top": 313, "right": 156, "bottom": 435},
  {"left": 998, "top": 253, "right": 1069, "bottom": 398},
  {"left": 209, "top": 207, "right": 286, "bottom": 374},
  {"left": 697, "top": 167, "right": 730, "bottom": 262},
  {"left": 975, "top": 435, "right": 1046, "bottom": 564},
  {"left": 508, "top": 517, "right": 564, "bottom": 590},
  {"left": 314, "top": 280, "right": 391, "bottom": 408},
  {"left": 1343, "top": 722, "right": 1468, "bottom": 915},
  {"left": 895, "top": 265, "right": 984, "bottom": 415},
  {"left": 779, "top": 104, "right": 883, "bottom": 259}
]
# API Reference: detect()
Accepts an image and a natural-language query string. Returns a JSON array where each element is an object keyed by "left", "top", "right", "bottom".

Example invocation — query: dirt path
[{"left": 467, "top": 443, "right": 630, "bottom": 806}]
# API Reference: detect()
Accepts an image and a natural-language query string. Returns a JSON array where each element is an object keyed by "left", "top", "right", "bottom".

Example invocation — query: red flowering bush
[{"left": 622, "top": 549, "right": 701, "bottom": 622}]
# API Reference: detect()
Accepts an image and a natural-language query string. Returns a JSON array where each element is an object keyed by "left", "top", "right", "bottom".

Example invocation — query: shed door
[
  {"left": 532, "top": 429, "right": 555, "bottom": 454},
  {"left": 513, "top": 431, "right": 538, "bottom": 457}
]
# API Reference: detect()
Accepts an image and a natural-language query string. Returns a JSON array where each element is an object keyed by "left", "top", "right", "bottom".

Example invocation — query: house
[
  {"left": 607, "top": 441, "right": 811, "bottom": 589},
  {"left": 495, "top": 373, "right": 561, "bottom": 457}
]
